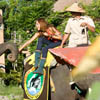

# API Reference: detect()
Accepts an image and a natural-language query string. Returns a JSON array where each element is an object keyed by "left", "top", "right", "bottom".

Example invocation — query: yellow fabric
[
  {"left": 26, "top": 51, "right": 55, "bottom": 68},
  {"left": 24, "top": 49, "right": 57, "bottom": 100}
]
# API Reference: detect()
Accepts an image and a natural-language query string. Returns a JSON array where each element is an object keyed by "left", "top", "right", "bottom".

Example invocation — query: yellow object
[
  {"left": 24, "top": 49, "right": 57, "bottom": 100},
  {"left": 26, "top": 51, "right": 55, "bottom": 68},
  {"left": 50, "top": 75, "right": 56, "bottom": 93},
  {"left": 24, "top": 99, "right": 29, "bottom": 100}
]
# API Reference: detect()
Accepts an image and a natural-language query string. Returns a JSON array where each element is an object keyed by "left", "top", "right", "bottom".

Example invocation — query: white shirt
[{"left": 64, "top": 16, "right": 95, "bottom": 47}]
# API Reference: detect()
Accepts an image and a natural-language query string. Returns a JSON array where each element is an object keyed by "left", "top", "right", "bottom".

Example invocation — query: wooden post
[{"left": 0, "top": 9, "right": 5, "bottom": 72}]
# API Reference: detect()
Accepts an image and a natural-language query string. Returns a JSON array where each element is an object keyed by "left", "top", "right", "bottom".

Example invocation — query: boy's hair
[
  {"left": 37, "top": 18, "right": 56, "bottom": 34},
  {"left": 37, "top": 18, "right": 48, "bottom": 32}
]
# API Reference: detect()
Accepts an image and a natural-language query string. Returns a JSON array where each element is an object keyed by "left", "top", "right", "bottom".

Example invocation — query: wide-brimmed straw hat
[{"left": 65, "top": 3, "right": 85, "bottom": 13}]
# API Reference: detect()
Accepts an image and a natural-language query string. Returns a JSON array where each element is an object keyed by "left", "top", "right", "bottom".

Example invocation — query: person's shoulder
[
  {"left": 68, "top": 18, "right": 73, "bottom": 22},
  {"left": 68, "top": 17, "right": 73, "bottom": 20},
  {"left": 83, "top": 16, "right": 92, "bottom": 20}
]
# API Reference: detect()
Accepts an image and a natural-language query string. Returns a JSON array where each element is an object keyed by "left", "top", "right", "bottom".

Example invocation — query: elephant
[
  {"left": 49, "top": 48, "right": 100, "bottom": 100},
  {"left": 50, "top": 64, "right": 100, "bottom": 100},
  {"left": 0, "top": 42, "right": 18, "bottom": 62},
  {"left": 23, "top": 47, "right": 100, "bottom": 100}
]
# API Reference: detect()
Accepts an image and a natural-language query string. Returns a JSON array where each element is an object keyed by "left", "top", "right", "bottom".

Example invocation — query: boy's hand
[
  {"left": 80, "top": 22, "right": 87, "bottom": 27},
  {"left": 19, "top": 48, "right": 22, "bottom": 53}
]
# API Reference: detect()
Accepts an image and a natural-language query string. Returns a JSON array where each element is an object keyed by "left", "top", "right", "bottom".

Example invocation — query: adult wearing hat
[{"left": 60, "top": 3, "right": 95, "bottom": 48}]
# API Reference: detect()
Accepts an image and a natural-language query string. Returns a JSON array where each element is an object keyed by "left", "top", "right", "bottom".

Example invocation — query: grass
[{"left": 0, "top": 80, "right": 23, "bottom": 100}]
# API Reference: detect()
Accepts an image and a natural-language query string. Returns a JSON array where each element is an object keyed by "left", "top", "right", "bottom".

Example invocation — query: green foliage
[
  {"left": 84, "top": 0, "right": 100, "bottom": 18},
  {"left": 0, "top": 81, "right": 23, "bottom": 100},
  {"left": 86, "top": 82, "right": 100, "bottom": 100},
  {"left": 47, "top": 11, "right": 71, "bottom": 34},
  {"left": 0, "top": 70, "right": 21, "bottom": 85},
  {"left": 0, "top": 0, "right": 55, "bottom": 85},
  {"left": 0, "top": 0, "right": 8, "bottom": 11},
  {"left": 0, "top": 0, "right": 100, "bottom": 86},
  {"left": 1, "top": 0, "right": 54, "bottom": 42},
  {"left": 4, "top": 53, "right": 24, "bottom": 85},
  {"left": 81, "top": 0, "right": 100, "bottom": 42}
]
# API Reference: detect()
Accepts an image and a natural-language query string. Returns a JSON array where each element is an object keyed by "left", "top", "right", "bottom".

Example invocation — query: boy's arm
[
  {"left": 60, "top": 33, "right": 70, "bottom": 48},
  {"left": 19, "top": 32, "right": 40, "bottom": 52}
]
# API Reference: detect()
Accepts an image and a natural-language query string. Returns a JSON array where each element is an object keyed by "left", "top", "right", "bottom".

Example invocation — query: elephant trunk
[{"left": 0, "top": 43, "right": 18, "bottom": 62}]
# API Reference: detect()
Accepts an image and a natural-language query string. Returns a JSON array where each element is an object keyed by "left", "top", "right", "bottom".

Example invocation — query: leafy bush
[{"left": 0, "top": 0, "right": 100, "bottom": 85}]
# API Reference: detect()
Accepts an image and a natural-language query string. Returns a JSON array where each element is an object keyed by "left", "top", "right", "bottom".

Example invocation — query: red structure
[{"left": 49, "top": 47, "right": 100, "bottom": 74}]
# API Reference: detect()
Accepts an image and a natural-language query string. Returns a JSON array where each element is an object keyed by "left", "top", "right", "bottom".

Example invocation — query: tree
[
  {"left": 0, "top": 0, "right": 100, "bottom": 85},
  {"left": 0, "top": 0, "right": 56, "bottom": 85},
  {"left": 82, "top": 0, "right": 100, "bottom": 42}
]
